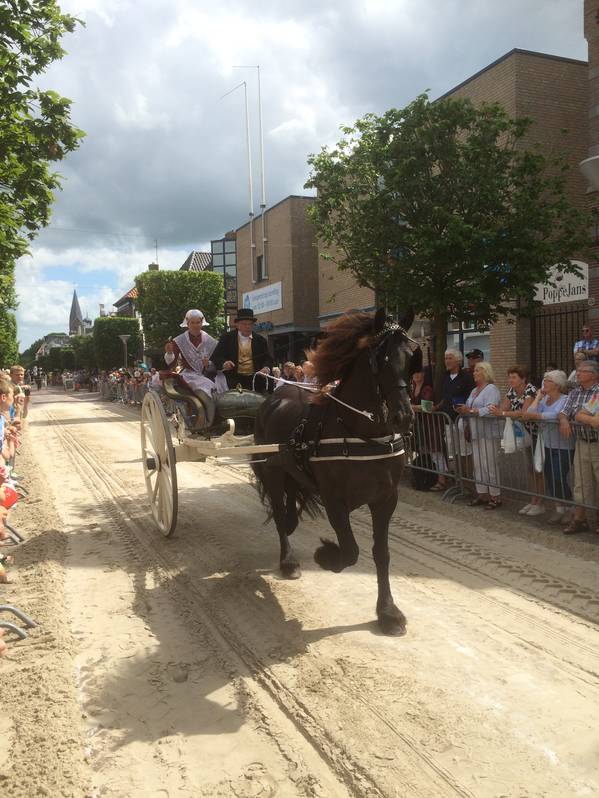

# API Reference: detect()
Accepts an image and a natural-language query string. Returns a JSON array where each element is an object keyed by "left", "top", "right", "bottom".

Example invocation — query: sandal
[
  {"left": 485, "top": 497, "right": 502, "bottom": 510},
  {"left": 563, "top": 520, "right": 589, "bottom": 535},
  {"left": 469, "top": 496, "right": 489, "bottom": 507}
]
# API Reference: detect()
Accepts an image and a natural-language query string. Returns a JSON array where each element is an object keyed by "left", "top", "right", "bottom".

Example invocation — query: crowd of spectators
[
  {"left": 0, "top": 365, "right": 30, "bottom": 657},
  {"left": 410, "top": 324, "right": 599, "bottom": 535}
]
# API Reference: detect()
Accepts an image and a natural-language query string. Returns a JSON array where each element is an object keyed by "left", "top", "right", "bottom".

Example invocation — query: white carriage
[{"left": 140, "top": 379, "right": 281, "bottom": 536}]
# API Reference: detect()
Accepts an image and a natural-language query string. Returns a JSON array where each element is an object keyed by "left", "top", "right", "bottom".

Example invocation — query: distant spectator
[
  {"left": 437, "top": 350, "right": 475, "bottom": 419},
  {"left": 10, "top": 365, "right": 29, "bottom": 419},
  {"left": 301, "top": 361, "right": 318, "bottom": 386},
  {"left": 456, "top": 362, "right": 503, "bottom": 509},
  {"left": 490, "top": 365, "right": 540, "bottom": 515},
  {"left": 294, "top": 364, "right": 304, "bottom": 382},
  {"left": 522, "top": 371, "right": 573, "bottom": 524},
  {"left": 568, "top": 350, "right": 588, "bottom": 390},
  {"left": 573, "top": 324, "right": 599, "bottom": 361},
  {"left": 489, "top": 365, "right": 537, "bottom": 419},
  {"left": 464, "top": 348, "right": 484, "bottom": 374},
  {"left": 559, "top": 360, "right": 599, "bottom": 534},
  {"left": 282, "top": 362, "right": 296, "bottom": 382},
  {"left": 437, "top": 349, "right": 475, "bottom": 490}
]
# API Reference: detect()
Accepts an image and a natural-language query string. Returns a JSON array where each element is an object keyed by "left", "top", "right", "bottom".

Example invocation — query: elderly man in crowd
[
  {"left": 559, "top": 359, "right": 599, "bottom": 534},
  {"left": 573, "top": 323, "right": 599, "bottom": 362},
  {"left": 433, "top": 349, "right": 475, "bottom": 490}
]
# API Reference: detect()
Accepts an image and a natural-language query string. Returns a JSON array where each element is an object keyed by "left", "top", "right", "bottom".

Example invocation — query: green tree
[
  {"left": 47, "top": 345, "right": 62, "bottom": 371},
  {"left": 135, "top": 270, "right": 225, "bottom": 352},
  {"left": 59, "top": 346, "right": 74, "bottom": 370},
  {"left": 1, "top": 0, "right": 85, "bottom": 358},
  {"left": 0, "top": 1, "right": 85, "bottom": 265},
  {"left": 92, "top": 316, "right": 141, "bottom": 370},
  {"left": 18, "top": 335, "right": 44, "bottom": 368},
  {"left": 306, "top": 94, "right": 588, "bottom": 388},
  {"left": 70, "top": 334, "right": 95, "bottom": 369},
  {"left": 0, "top": 308, "right": 18, "bottom": 367}
]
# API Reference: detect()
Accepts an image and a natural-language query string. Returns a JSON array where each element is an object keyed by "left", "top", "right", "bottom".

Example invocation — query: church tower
[{"left": 69, "top": 290, "right": 84, "bottom": 336}]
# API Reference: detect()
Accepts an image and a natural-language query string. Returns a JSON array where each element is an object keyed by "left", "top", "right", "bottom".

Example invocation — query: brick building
[
  {"left": 318, "top": 48, "right": 589, "bottom": 387},
  {"left": 234, "top": 195, "right": 321, "bottom": 363},
  {"left": 581, "top": 0, "right": 599, "bottom": 335}
]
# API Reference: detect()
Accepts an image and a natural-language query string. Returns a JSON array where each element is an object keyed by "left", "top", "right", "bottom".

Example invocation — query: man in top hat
[
  {"left": 212, "top": 308, "right": 273, "bottom": 391},
  {"left": 164, "top": 309, "right": 228, "bottom": 395}
]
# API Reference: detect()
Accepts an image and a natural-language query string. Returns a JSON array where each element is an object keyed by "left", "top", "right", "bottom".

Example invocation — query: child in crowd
[{"left": 0, "top": 376, "right": 18, "bottom": 552}]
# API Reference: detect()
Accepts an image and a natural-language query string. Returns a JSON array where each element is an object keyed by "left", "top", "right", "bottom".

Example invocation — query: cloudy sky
[{"left": 16, "top": 0, "right": 586, "bottom": 348}]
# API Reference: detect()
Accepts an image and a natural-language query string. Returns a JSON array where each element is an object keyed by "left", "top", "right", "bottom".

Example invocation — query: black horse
[{"left": 252, "top": 308, "right": 421, "bottom": 635}]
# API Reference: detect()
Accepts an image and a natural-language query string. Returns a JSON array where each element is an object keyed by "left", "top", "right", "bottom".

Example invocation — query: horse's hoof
[
  {"left": 377, "top": 608, "right": 407, "bottom": 636},
  {"left": 280, "top": 562, "right": 301, "bottom": 580},
  {"left": 314, "top": 538, "right": 344, "bottom": 573}
]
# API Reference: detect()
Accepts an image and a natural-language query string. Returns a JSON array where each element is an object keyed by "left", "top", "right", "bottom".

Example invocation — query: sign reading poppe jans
[
  {"left": 242, "top": 281, "right": 283, "bottom": 315},
  {"left": 535, "top": 261, "right": 588, "bottom": 305}
]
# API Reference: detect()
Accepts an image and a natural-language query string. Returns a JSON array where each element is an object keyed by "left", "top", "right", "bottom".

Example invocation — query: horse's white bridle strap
[{"left": 258, "top": 373, "right": 376, "bottom": 422}]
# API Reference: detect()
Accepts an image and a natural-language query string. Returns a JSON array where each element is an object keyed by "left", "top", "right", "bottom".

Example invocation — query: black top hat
[{"left": 235, "top": 308, "right": 258, "bottom": 322}]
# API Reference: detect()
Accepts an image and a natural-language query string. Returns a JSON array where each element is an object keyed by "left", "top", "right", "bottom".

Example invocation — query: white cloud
[{"left": 13, "top": 0, "right": 587, "bottom": 351}]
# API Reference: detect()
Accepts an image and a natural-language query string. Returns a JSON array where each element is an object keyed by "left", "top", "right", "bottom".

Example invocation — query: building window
[
  {"left": 447, "top": 318, "right": 490, "bottom": 361},
  {"left": 256, "top": 254, "right": 266, "bottom": 281},
  {"left": 212, "top": 237, "right": 237, "bottom": 313}
]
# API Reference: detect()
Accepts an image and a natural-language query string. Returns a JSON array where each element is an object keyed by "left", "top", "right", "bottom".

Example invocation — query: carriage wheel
[{"left": 141, "top": 391, "right": 178, "bottom": 536}]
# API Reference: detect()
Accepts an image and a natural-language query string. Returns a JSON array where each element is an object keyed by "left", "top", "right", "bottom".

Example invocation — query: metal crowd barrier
[{"left": 406, "top": 410, "right": 599, "bottom": 514}]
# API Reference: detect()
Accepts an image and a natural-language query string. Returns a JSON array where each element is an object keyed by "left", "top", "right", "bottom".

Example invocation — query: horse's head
[{"left": 369, "top": 308, "right": 421, "bottom": 433}]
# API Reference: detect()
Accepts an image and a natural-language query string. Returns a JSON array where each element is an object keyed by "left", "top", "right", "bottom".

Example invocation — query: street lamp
[{"left": 118, "top": 334, "right": 131, "bottom": 369}]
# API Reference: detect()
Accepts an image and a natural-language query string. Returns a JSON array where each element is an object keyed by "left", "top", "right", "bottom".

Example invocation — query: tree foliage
[
  {"left": 135, "top": 270, "right": 225, "bottom": 351},
  {"left": 0, "top": 1, "right": 85, "bottom": 266},
  {"left": 0, "top": 0, "right": 85, "bottom": 359},
  {"left": 18, "top": 335, "right": 44, "bottom": 368},
  {"left": 0, "top": 308, "right": 18, "bottom": 367},
  {"left": 70, "top": 334, "right": 95, "bottom": 369},
  {"left": 306, "top": 94, "right": 589, "bottom": 384},
  {"left": 92, "top": 316, "right": 141, "bottom": 370},
  {"left": 59, "top": 346, "right": 74, "bottom": 369}
]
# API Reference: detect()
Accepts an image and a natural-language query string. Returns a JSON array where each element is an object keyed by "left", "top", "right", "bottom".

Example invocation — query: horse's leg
[
  {"left": 314, "top": 499, "right": 359, "bottom": 573},
  {"left": 370, "top": 494, "right": 406, "bottom": 636},
  {"left": 264, "top": 465, "right": 301, "bottom": 579},
  {"left": 284, "top": 475, "right": 299, "bottom": 536}
]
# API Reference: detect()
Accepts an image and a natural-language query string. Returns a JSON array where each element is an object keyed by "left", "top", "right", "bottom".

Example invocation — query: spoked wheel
[{"left": 141, "top": 392, "right": 178, "bottom": 536}]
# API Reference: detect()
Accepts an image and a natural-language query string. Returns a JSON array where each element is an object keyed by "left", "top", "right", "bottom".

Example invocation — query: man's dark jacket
[
  {"left": 212, "top": 329, "right": 273, "bottom": 388},
  {"left": 439, "top": 368, "right": 475, "bottom": 420}
]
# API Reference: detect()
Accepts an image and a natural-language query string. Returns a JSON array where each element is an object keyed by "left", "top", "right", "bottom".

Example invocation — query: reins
[
  {"left": 252, "top": 320, "right": 415, "bottom": 427},
  {"left": 255, "top": 373, "right": 378, "bottom": 422}
]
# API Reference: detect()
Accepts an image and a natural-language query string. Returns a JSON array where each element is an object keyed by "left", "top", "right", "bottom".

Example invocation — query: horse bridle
[{"left": 367, "top": 322, "right": 417, "bottom": 426}]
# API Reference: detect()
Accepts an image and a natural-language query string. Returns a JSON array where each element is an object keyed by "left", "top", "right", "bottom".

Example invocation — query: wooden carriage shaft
[{"left": 174, "top": 441, "right": 283, "bottom": 463}]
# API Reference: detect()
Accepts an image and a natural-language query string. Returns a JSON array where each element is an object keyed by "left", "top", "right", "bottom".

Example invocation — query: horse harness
[{"left": 287, "top": 321, "right": 410, "bottom": 472}]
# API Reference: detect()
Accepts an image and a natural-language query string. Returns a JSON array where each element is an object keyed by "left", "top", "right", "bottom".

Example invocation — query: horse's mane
[{"left": 310, "top": 311, "right": 376, "bottom": 387}]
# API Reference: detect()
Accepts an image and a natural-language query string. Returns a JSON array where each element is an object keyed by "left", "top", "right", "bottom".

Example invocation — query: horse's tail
[{"left": 251, "top": 457, "right": 321, "bottom": 529}]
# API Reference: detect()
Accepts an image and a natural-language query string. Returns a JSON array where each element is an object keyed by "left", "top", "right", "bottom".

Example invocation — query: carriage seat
[
  {"left": 159, "top": 373, "right": 266, "bottom": 431},
  {"left": 159, "top": 372, "right": 215, "bottom": 430},
  {"left": 215, "top": 385, "right": 266, "bottom": 420}
]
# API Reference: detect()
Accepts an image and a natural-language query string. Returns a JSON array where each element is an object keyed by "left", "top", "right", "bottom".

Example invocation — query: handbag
[
  {"left": 463, "top": 420, "right": 472, "bottom": 443},
  {"left": 514, "top": 421, "right": 532, "bottom": 450},
  {"left": 533, "top": 432, "right": 545, "bottom": 473},
  {"left": 501, "top": 417, "right": 516, "bottom": 454}
]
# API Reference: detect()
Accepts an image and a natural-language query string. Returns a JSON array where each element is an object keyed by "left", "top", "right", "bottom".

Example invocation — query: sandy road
[{"left": 2, "top": 389, "right": 599, "bottom": 797}]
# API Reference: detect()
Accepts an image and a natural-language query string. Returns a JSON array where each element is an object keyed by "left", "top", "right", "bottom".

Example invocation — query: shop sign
[
  {"left": 242, "top": 281, "right": 282, "bottom": 315},
  {"left": 535, "top": 261, "right": 588, "bottom": 305},
  {"left": 254, "top": 321, "right": 274, "bottom": 332}
]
